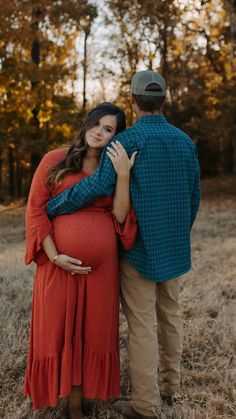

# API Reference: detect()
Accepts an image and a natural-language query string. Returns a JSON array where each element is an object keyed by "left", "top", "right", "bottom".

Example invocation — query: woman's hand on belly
[{"left": 54, "top": 254, "right": 92, "bottom": 275}]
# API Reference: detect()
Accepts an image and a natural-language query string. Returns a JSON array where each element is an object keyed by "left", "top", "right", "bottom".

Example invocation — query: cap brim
[{"left": 131, "top": 89, "right": 165, "bottom": 97}]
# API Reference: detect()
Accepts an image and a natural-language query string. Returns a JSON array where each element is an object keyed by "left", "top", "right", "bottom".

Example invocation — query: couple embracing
[{"left": 24, "top": 70, "right": 200, "bottom": 418}]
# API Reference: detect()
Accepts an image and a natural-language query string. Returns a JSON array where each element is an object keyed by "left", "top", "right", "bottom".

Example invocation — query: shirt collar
[{"left": 136, "top": 114, "right": 167, "bottom": 125}]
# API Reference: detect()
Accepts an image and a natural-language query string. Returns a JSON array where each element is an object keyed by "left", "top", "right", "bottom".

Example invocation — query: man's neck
[{"left": 135, "top": 110, "right": 162, "bottom": 120}]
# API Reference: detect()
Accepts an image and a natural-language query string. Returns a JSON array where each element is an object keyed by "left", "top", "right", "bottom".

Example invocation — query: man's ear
[{"left": 131, "top": 93, "right": 135, "bottom": 104}]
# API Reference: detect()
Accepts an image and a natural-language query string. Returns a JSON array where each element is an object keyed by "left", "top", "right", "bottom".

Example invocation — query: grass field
[{"left": 0, "top": 178, "right": 236, "bottom": 419}]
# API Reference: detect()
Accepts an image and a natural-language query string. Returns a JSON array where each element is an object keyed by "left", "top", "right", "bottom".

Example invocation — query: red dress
[{"left": 24, "top": 149, "right": 137, "bottom": 410}]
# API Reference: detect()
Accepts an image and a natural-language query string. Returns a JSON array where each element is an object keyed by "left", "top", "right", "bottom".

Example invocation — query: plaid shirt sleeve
[
  {"left": 190, "top": 145, "right": 201, "bottom": 228},
  {"left": 47, "top": 131, "right": 135, "bottom": 218},
  {"left": 47, "top": 150, "right": 116, "bottom": 217}
]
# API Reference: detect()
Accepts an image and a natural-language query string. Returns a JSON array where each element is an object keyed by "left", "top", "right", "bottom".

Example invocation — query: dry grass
[{"left": 0, "top": 178, "right": 236, "bottom": 419}]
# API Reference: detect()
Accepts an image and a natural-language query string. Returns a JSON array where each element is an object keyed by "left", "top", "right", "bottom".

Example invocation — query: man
[{"left": 47, "top": 71, "right": 200, "bottom": 419}]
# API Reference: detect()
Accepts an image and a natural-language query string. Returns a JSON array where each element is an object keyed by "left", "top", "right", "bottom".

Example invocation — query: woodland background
[
  {"left": 0, "top": 2, "right": 236, "bottom": 418},
  {"left": 0, "top": 0, "right": 235, "bottom": 201}
]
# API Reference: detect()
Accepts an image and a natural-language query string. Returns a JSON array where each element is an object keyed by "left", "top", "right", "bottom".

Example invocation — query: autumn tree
[
  {"left": 0, "top": 0, "right": 97, "bottom": 199},
  {"left": 104, "top": 0, "right": 181, "bottom": 123},
  {"left": 102, "top": 0, "right": 235, "bottom": 175},
  {"left": 171, "top": 0, "right": 236, "bottom": 174},
  {"left": 0, "top": 0, "right": 235, "bottom": 200}
]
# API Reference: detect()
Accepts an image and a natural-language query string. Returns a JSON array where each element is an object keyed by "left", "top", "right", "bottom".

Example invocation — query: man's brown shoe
[
  {"left": 112, "top": 400, "right": 158, "bottom": 419},
  {"left": 161, "top": 393, "right": 180, "bottom": 406},
  {"left": 161, "top": 395, "right": 173, "bottom": 406}
]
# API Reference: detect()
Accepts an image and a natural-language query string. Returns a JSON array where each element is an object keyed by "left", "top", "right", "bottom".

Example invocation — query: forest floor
[{"left": 0, "top": 177, "right": 236, "bottom": 419}]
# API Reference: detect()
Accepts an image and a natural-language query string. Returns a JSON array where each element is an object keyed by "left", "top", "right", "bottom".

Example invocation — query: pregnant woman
[{"left": 24, "top": 102, "right": 137, "bottom": 418}]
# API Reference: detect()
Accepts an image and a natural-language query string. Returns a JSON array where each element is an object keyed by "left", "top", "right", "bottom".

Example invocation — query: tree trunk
[
  {"left": 229, "top": 0, "right": 236, "bottom": 172},
  {"left": 30, "top": 1, "right": 42, "bottom": 179},
  {"left": 0, "top": 151, "right": 3, "bottom": 201},
  {"left": 82, "top": 31, "right": 89, "bottom": 111},
  {"left": 16, "top": 148, "right": 23, "bottom": 198},
  {"left": 8, "top": 145, "right": 15, "bottom": 198},
  {"left": 230, "top": 0, "right": 236, "bottom": 64},
  {"left": 161, "top": 19, "right": 168, "bottom": 80}
]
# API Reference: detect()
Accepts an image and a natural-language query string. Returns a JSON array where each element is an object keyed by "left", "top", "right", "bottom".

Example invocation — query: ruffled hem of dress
[
  {"left": 24, "top": 352, "right": 62, "bottom": 410},
  {"left": 82, "top": 346, "right": 120, "bottom": 400},
  {"left": 24, "top": 346, "right": 120, "bottom": 410}
]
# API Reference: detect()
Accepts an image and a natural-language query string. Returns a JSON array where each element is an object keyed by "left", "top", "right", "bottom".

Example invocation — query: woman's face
[{"left": 85, "top": 115, "right": 117, "bottom": 149}]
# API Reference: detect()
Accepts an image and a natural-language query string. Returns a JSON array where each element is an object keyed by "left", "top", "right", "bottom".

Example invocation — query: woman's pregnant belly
[{"left": 52, "top": 210, "right": 118, "bottom": 268}]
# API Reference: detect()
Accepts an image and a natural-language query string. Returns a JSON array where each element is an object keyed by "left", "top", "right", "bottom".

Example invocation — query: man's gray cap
[{"left": 131, "top": 70, "right": 166, "bottom": 96}]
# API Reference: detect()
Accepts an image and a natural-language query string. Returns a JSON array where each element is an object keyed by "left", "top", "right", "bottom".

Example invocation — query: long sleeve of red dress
[
  {"left": 25, "top": 151, "right": 60, "bottom": 265},
  {"left": 113, "top": 207, "right": 137, "bottom": 250}
]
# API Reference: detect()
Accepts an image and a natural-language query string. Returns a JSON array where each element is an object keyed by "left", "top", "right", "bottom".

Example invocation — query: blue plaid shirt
[{"left": 47, "top": 114, "right": 200, "bottom": 281}]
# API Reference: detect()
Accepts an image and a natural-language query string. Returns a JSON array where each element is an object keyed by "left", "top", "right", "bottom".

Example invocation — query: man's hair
[{"left": 132, "top": 94, "right": 165, "bottom": 113}]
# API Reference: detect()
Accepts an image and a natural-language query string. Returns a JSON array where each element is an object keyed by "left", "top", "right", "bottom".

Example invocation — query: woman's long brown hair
[{"left": 47, "top": 102, "right": 126, "bottom": 187}]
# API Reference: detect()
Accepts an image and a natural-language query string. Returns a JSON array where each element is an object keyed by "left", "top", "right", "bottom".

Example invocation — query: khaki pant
[{"left": 120, "top": 259, "right": 182, "bottom": 417}]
